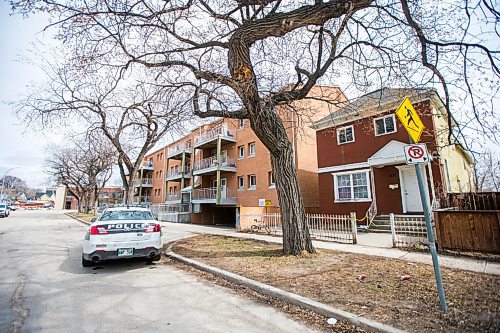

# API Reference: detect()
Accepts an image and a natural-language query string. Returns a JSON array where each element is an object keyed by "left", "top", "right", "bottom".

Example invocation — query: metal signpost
[{"left": 396, "top": 97, "right": 447, "bottom": 312}]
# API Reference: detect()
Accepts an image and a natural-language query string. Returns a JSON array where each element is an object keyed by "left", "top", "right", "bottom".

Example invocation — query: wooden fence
[
  {"left": 434, "top": 210, "right": 500, "bottom": 254},
  {"left": 438, "top": 192, "right": 499, "bottom": 211}
]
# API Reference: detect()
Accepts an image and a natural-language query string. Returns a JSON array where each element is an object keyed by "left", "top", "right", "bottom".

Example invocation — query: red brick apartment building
[
  {"left": 133, "top": 86, "right": 346, "bottom": 228},
  {"left": 312, "top": 88, "right": 474, "bottom": 222}
]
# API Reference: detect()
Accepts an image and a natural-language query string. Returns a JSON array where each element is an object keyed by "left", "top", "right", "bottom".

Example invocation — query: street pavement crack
[{"left": 9, "top": 273, "right": 29, "bottom": 333}]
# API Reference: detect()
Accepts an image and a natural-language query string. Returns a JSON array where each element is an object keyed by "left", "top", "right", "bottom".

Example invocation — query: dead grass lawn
[{"left": 172, "top": 235, "right": 500, "bottom": 333}]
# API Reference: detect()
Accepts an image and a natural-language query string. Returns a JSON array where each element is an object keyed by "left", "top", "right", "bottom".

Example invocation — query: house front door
[{"left": 399, "top": 166, "right": 424, "bottom": 213}]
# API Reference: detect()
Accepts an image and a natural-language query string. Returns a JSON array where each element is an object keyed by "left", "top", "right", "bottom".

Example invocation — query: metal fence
[
  {"left": 390, "top": 213, "right": 428, "bottom": 248},
  {"left": 150, "top": 203, "right": 191, "bottom": 223},
  {"left": 241, "top": 212, "right": 357, "bottom": 244}
]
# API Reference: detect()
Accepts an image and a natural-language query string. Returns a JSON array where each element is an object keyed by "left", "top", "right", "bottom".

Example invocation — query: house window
[
  {"left": 268, "top": 171, "right": 275, "bottom": 188},
  {"left": 374, "top": 114, "right": 396, "bottom": 136},
  {"left": 238, "top": 145, "right": 245, "bottom": 159},
  {"left": 237, "top": 176, "right": 245, "bottom": 190},
  {"left": 337, "top": 125, "right": 354, "bottom": 144},
  {"left": 248, "top": 174, "right": 256, "bottom": 190},
  {"left": 248, "top": 142, "right": 256, "bottom": 157},
  {"left": 238, "top": 119, "right": 244, "bottom": 128},
  {"left": 333, "top": 170, "right": 371, "bottom": 202}
]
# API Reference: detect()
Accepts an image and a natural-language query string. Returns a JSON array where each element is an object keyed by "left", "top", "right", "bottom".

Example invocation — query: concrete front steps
[
  {"left": 369, "top": 214, "right": 427, "bottom": 234},
  {"left": 369, "top": 215, "right": 392, "bottom": 233}
]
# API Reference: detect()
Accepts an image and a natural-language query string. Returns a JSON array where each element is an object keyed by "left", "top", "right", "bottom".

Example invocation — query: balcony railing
[
  {"left": 134, "top": 178, "right": 153, "bottom": 187},
  {"left": 165, "top": 193, "right": 181, "bottom": 202},
  {"left": 135, "top": 195, "right": 151, "bottom": 203},
  {"left": 139, "top": 161, "right": 154, "bottom": 170},
  {"left": 167, "top": 143, "right": 192, "bottom": 158},
  {"left": 193, "top": 156, "right": 236, "bottom": 172},
  {"left": 194, "top": 124, "right": 235, "bottom": 147},
  {"left": 166, "top": 166, "right": 191, "bottom": 179},
  {"left": 192, "top": 187, "right": 236, "bottom": 204}
]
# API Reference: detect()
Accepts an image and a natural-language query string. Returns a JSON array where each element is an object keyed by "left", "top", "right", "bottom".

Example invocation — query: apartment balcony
[
  {"left": 134, "top": 195, "right": 151, "bottom": 204},
  {"left": 192, "top": 156, "right": 236, "bottom": 176},
  {"left": 193, "top": 125, "right": 236, "bottom": 149},
  {"left": 166, "top": 167, "right": 192, "bottom": 181},
  {"left": 192, "top": 187, "right": 237, "bottom": 205},
  {"left": 167, "top": 143, "right": 192, "bottom": 160},
  {"left": 138, "top": 161, "right": 155, "bottom": 171},
  {"left": 165, "top": 192, "right": 181, "bottom": 203},
  {"left": 134, "top": 178, "right": 154, "bottom": 187}
]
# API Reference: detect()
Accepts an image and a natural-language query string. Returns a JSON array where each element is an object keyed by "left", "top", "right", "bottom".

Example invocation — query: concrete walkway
[{"left": 160, "top": 222, "right": 500, "bottom": 276}]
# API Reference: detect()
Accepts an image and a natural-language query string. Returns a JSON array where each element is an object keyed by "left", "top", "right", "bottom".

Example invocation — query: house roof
[{"left": 312, "top": 87, "right": 444, "bottom": 130}]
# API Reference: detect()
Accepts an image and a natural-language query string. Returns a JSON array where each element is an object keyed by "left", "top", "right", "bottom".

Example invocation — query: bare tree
[
  {"left": 474, "top": 150, "right": 500, "bottom": 192},
  {"left": 46, "top": 135, "right": 115, "bottom": 213},
  {"left": 18, "top": 64, "right": 193, "bottom": 204},
  {"left": 11, "top": 0, "right": 498, "bottom": 254}
]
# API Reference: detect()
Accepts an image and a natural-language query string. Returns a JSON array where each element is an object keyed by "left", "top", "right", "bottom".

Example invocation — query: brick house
[
  {"left": 135, "top": 86, "right": 346, "bottom": 228},
  {"left": 312, "top": 88, "right": 474, "bottom": 222}
]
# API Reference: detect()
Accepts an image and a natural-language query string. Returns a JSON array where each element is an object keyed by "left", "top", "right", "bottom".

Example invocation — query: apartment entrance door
[{"left": 212, "top": 178, "right": 227, "bottom": 199}]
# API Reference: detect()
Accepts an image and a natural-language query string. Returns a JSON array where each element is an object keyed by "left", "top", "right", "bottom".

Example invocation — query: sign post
[{"left": 396, "top": 97, "right": 447, "bottom": 312}]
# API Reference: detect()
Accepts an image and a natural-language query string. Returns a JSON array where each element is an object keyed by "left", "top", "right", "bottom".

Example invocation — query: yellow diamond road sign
[{"left": 395, "top": 97, "right": 425, "bottom": 143}]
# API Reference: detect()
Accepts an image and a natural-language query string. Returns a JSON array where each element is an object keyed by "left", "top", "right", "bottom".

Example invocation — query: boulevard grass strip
[
  {"left": 67, "top": 212, "right": 97, "bottom": 223},
  {"left": 172, "top": 235, "right": 500, "bottom": 333}
]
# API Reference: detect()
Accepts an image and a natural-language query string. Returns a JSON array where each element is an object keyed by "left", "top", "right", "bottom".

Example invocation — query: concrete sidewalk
[{"left": 160, "top": 222, "right": 500, "bottom": 276}]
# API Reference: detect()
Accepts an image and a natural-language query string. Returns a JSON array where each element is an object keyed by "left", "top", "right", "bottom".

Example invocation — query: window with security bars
[
  {"left": 334, "top": 171, "right": 370, "bottom": 201},
  {"left": 374, "top": 114, "right": 396, "bottom": 136}
]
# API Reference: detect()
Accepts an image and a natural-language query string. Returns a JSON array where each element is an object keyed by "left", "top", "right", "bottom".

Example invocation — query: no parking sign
[{"left": 403, "top": 144, "right": 429, "bottom": 164}]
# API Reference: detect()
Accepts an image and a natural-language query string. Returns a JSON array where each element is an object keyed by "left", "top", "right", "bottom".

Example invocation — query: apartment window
[
  {"left": 248, "top": 142, "right": 256, "bottom": 157},
  {"left": 237, "top": 176, "right": 245, "bottom": 190},
  {"left": 248, "top": 174, "right": 256, "bottom": 190},
  {"left": 238, "top": 145, "right": 245, "bottom": 159},
  {"left": 268, "top": 171, "right": 275, "bottom": 188},
  {"left": 374, "top": 114, "right": 396, "bottom": 136},
  {"left": 333, "top": 170, "right": 371, "bottom": 202},
  {"left": 187, "top": 141, "right": 191, "bottom": 149},
  {"left": 238, "top": 119, "right": 244, "bottom": 129},
  {"left": 159, "top": 170, "right": 162, "bottom": 178},
  {"left": 337, "top": 125, "right": 354, "bottom": 144}
]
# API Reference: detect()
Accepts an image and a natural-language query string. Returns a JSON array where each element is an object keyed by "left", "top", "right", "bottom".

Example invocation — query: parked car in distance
[
  {"left": 82, "top": 205, "right": 163, "bottom": 267},
  {"left": 7, "top": 205, "right": 20, "bottom": 211},
  {"left": 0, "top": 204, "right": 9, "bottom": 218}
]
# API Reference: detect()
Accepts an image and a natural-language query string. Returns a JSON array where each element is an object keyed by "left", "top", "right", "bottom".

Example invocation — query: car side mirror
[{"left": 91, "top": 218, "right": 97, "bottom": 223}]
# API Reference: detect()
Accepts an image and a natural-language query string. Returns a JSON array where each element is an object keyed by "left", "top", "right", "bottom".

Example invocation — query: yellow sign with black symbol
[{"left": 395, "top": 97, "right": 425, "bottom": 143}]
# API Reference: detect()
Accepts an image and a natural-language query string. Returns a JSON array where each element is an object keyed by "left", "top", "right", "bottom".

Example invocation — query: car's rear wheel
[
  {"left": 150, "top": 253, "right": 161, "bottom": 262},
  {"left": 82, "top": 256, "right": 94, "bottom": 267}
]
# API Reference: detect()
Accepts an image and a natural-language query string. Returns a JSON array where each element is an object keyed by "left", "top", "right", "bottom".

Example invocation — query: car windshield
[{"left": 99, "top": 210, "right": 153, "bottom": 221}]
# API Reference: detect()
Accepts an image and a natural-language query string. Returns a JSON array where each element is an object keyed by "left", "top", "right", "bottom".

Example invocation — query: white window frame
[
  {"left": 373, "top": 114, "right": 397, "bottom": 136},
  {"left": 238, "top": 145, "right": 245, "bottom": 159},
  {"left": 336, "top": 125, "right": 355, "bottom": 145},
  {"left": 248, "top": 174, "right": 256, "bottom": 190},
  {"left": 332, "top": 169, "right": 372, "bottom": 203},
  {"left": 237, "top": 176, "right": 245, "bottom": 190},
  {"left": 238, "top": 119, "right": 244, "bottom": 129},
  {"left": 248, "top": 142, "right": 256, "bottom": 157},
  {"left": 268, "top": 171, "right": 275, "bottom": 188}
]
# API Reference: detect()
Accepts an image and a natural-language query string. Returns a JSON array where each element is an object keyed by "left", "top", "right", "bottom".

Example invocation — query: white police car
[{"left": 82, "top": 205, "right": 163, "bottom": 267}]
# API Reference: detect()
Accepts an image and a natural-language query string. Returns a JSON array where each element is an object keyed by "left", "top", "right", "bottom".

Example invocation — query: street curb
[
  {"left": 167, "top": 249, "right": 406, "bottom": 333},
  {"left": 64, "top": 213, "right": 91, "bottom": 225}
]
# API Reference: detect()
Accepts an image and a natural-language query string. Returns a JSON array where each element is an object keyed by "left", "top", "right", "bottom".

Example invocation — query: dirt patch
[
  {"left": 172, "top": 235, "right": 500, "bottom": 333},
  {"left": 67, "top": 212, "right": 97, "bottom": 223}
]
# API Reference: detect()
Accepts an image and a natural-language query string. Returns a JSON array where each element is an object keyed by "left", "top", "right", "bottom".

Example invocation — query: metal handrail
[
  {"left": 194, "top": 124, "right": 235, "bottom": 145},
  {"left": 193, "top": 156, "right": 236, "bottom": 171}
]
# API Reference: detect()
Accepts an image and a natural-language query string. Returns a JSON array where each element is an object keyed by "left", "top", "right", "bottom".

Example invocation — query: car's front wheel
[{"left": 82, "top": 255, "right": 94, "bottom": 267}]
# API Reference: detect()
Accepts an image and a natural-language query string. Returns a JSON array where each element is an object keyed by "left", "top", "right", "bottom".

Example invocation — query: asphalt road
[{"left": 0, "top": 210, "right": 317, "bottom": 333}]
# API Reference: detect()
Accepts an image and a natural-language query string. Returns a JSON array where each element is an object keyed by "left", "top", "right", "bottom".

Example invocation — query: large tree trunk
[
  {"left": 271, "top": 144, "right": 315, "bottom": 255},
  {"left": 251, "top": 107, "right": 315, "bottom": 255}
]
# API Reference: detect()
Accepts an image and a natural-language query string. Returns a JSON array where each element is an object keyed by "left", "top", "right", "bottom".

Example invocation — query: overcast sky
[{"left": 0, "top": 3, "right": 58, "bottom": 188}]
